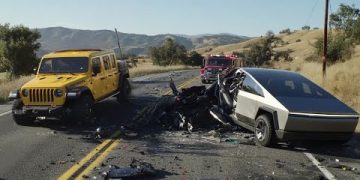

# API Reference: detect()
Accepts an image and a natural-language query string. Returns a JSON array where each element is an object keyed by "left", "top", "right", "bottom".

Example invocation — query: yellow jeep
[{"left": 8, "top": 49, "right": 130, "bottom": 125}]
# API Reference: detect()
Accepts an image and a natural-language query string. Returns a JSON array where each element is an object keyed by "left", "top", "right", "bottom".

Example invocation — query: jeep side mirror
[{"left": 92, "top": 65, "right": 101, "bottom": 76}]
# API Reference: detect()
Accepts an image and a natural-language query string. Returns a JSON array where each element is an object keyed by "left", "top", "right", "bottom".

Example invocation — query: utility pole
[
  {"left": 323, "top": 0, "right": 329, "bottom": 77},
  {"left": 114, "top": 28, "right": 122, "bottom": 59}
]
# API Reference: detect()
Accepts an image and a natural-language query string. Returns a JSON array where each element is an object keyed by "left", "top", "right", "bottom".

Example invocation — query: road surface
[{"left": 0, "top": 69, "right": 359, "bottom": 180}]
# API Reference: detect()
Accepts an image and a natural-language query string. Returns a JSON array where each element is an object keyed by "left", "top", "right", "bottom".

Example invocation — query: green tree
[
  {"left": 185, "top": 51, "right": 203, "bottom": 66},
  {"left": 243, "top": 33, "right": 283, "bottom": 66},
  {"left": 149, "top": 38, "right": 187, "bottom": 66},
  {"left": 279, "top": 28, "right": 291, "bottom": 34},
  {"left": 0, "top": 24, "right": 10, "bottom": 72},
  {"left": 330, "top": 4, "right": 360, "bottom": 37},
  {"left": 302, "top": 25, "right": 311, "bottom": 31},
  {"left": 1, "top": 25, "right": 41, "bottom": 77},
  {"left": 314, "top": 33, "right": 353, "bottom": 62}
]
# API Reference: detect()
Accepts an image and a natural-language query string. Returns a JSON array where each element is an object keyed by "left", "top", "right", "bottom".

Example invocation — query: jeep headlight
[
  {"left": 21, "top": 89, "right": 29, "bottom": 97},
  {"left": 54, "top": 89, "right": 64, "bottom": 97}
]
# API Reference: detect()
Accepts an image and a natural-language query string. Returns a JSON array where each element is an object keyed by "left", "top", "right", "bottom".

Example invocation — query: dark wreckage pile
[{"left": 152, "top": 70, "right": 245, "bottom": 132}]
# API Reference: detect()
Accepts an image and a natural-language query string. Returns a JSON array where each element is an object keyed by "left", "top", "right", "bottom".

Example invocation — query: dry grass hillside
[
  {"left": 196, "top": 37, "right": 263, "bottom": 56},
  {"left": 198, "top": 30, "right": 360, "bottom": 131}
]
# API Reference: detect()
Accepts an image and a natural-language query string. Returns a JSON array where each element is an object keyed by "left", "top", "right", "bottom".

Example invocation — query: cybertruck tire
[
  {"left": 12, "top": 99, "right": 35, "bottom": 126},
  {"left": 255, "top": 114, "right": 276, "bottom": 147}
]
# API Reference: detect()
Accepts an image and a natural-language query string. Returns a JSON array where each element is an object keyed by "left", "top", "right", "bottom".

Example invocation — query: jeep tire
[
  {"left": 117, "top": 77, "right": 131, "bottom": 102},
  {"left": 12, "top": 99, "right": 35, "bottom": 126},
  {"left": 71, "top": 95, "right": 94, "bottom": 123},
  {"left": 255, "top": 114, "right": 276, "bottom": 147}
]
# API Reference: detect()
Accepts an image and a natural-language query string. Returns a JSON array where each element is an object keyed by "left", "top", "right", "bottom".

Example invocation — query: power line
[{"left": 305, "top": 0, "right": 321, "bottom": 26}]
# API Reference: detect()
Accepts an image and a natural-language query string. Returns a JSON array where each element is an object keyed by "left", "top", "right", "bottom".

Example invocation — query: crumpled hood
[{"left": 22, "top": 74, "right": 87, "bottom": 88}]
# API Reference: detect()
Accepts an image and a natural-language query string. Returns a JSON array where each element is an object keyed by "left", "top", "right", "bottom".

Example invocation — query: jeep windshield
[
  {"left": 207, "top": 58, "right": 232, "bottom": 67},
  {"left": 39, "top": 57, "right": 89, "bottom": 74}
]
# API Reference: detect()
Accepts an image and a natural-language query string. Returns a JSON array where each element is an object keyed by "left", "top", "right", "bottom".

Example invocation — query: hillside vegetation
[{"left": 38, "top": 27, "right": 249, "bottom": 56}]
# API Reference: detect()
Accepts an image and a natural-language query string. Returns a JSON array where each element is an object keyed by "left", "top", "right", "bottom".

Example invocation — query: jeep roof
[{"left": 43, "top": 49, "right": 103, "bottom": 58}]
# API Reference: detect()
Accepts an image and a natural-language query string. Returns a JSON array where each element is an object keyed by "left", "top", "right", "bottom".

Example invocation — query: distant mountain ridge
[{"left": 37, "top": 27, "right": 250, "bottom": 56}]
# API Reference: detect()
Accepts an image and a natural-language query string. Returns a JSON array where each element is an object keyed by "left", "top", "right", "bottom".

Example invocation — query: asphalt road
[{"left": 0, "top": 69, "right": 359, "bottom": 180}]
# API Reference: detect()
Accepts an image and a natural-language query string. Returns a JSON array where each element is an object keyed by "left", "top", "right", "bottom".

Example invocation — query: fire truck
[{"left": 200, "top": 54, "right": 243, "bottom": 84}]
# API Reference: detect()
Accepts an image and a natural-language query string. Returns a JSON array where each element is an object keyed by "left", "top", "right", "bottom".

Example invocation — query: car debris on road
[{"left": 105, "top": 159, "right": 157, "bottom": 179}]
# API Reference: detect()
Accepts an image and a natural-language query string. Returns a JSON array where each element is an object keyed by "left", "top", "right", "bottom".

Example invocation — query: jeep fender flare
[
  {"left": 66, "top": 86, "right": 94, "bottom": 101},
  {"left": 256, "top": 107, "right": 279, "bottom": 130}
]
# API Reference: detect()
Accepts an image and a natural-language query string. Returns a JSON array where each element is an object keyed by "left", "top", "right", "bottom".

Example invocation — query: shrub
[
  {"left": 279, "top": 28, "right": 291, "bottom": 34},
  {"left": 314, "top": 33, "right": 354, "bottom": 63}
]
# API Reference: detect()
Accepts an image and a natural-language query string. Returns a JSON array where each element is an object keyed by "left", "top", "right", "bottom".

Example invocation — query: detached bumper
[
  {"left": 275, "top": 130, "right": 354, "bottom": 141},
  {"left": 14, "top": 106, "right": 68, "bottom": 117}
]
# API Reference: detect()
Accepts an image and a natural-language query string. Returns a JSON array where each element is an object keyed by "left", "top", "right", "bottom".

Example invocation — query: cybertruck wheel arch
[{"left": 256, "top": 107, "right": 280, "bottom": 130}]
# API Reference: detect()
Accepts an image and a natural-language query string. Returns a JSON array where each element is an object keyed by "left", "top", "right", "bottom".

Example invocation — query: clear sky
[{"left": 0, "top": 0, "right": 359, "bottom": 37}]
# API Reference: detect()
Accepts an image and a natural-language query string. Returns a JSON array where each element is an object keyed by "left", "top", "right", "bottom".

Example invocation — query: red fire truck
[{"left": 200, "top": 55, "right": 242, "bottom": 84}]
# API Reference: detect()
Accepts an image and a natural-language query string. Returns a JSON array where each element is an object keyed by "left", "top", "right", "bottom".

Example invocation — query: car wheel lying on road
[
  {"left": 12, "top": 99, "right": 35, "bottom": 126},
  {"left": 255, "top": 114, "right": 276, "bottom": 147}
]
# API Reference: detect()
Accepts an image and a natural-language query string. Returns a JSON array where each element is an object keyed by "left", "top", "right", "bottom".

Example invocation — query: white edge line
[
  {"left": 304, "top": 152, "right": 337, "bottom": 180},
  {"left": 0, "top": 110, "right": 11, "bottom": 117}
]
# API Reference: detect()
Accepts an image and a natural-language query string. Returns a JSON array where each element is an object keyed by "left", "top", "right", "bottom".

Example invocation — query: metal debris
[{"left": 105, "top": 159, "right": 157, "bottom": 179}]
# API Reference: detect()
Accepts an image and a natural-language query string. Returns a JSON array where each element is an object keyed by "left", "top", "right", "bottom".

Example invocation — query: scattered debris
[
  {"left": 275, "top": 160, "right": 285, "bottom": 168},
  {"left": 105, "top": 159, "right": 157, "bottom": 179},
  {"left": 124, "top": 131, "right": 139, "bottom": 138},
  {"left": 59, "top": 160, "right": 67, "bottom": 164},
  {"left": 174, "top": 156, "right": 182, "bottom": 161},
  {"left": 327, "top": 163, "right": 359, "bottom": 173}
]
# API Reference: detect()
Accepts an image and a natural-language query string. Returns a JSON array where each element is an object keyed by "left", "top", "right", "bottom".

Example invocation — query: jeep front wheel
[
  {"left": 12, "top": 99, "right": 35, "bottom": 126},
  {"left": 71, "top": 95, "right": 94, "bottom": 123},
  {"left": 255, "top": 114, "right": 276, "bottom": 147}
]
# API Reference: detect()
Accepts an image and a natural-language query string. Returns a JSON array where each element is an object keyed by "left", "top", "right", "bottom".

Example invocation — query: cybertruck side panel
[{"left": 235, "top": 70, "right": 289, "bottom": 130}]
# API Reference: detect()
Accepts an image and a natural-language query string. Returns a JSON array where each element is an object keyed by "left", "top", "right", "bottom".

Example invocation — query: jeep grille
[{"left": 29, "top": 89, "right": 55, "bottom": 102}]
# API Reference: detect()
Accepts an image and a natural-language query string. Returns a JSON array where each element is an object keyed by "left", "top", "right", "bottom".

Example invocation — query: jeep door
[
  {"left": 101, "top": 55, "right": 118, "bottom": 95},
  {"left": 108, "top": 54, "right": 119, "bottom": 92},
  {"left": 91, "top": 57, "right": 106, "bottom": 99}
]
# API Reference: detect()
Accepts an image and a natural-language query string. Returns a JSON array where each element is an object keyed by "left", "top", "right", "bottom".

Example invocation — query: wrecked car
[
  {"left": 207, "top": 68, "right": 359, "bottom": 147},
  {"left": 155, "top": 68, "right": 359, "bottom": 147}
]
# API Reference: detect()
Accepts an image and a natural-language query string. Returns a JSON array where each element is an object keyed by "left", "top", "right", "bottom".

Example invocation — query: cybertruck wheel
[
  {"left": 12, "top": 99, "right": 35, "bottom": 126},
  {"left": 255, "top": 114, "right": 276, "bottom": 147},
  {"left": 71, "top": 95, "right": 94, "bottom": 123},
  {"left": 117, "top": 78, "right": 131, "bottom": 102}
]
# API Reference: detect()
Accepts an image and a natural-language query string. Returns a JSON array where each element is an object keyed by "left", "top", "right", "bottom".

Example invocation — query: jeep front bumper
[{"left": 14, "top": 106, "right": 69, "bottom": 117}]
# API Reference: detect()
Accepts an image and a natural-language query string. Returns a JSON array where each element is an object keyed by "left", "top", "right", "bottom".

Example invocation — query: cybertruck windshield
[
  {"left": 207, "top": 58, "right": 232, "bottom": 66},
  {"left": 39, "top": 57, "right": 89, "bottom": 74}
]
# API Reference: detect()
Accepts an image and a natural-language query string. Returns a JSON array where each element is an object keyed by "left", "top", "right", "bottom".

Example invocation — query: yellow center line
[
  {"left": 58, "top": 76, "right": 199, "bottom": 180},
  {"left": 75, "top": 140, "right": 120, "bottom": 180}
]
